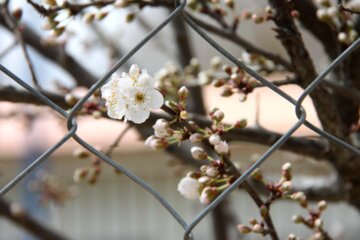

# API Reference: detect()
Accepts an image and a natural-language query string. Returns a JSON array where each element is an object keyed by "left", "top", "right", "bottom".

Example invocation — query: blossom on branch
[{"left": 101, "top": 64, "right": 164, "bottom": 124}]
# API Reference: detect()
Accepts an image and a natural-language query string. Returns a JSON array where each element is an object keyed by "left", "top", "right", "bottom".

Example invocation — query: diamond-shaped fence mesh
[{"left": 0, "top": 0, "right": 360, "bottom": 239}]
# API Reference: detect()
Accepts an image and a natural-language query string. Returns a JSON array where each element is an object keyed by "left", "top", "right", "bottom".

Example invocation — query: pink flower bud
[{"left": 213, "top": 110, "right": 224, "bottom": 122}]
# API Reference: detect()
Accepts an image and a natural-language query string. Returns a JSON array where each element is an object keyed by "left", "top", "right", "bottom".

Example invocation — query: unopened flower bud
[
  {"left": 313, "top": 232, "right": 324, "bottom": 240},
  {"left": 237, "top": 224, "right": 252, "bottom": 234},
  {"left": 115, "top": 0, "right": 128, "bottom": 8},
  {"left": 316, "top": 8, "right": 328, "bottom": 21},
  {"left": 221, "top": 87, "right": 233, "bottom": 97},
  {"left": 180, "top": 110, "right": 188, "bottom": 120},
  {"left": 178, "top": 86, "right": 189, "bottom": 101},
  {"left": 199, "top": 187, "right": 217, "bottom": 204},
  {"left": 213, "top": 110, "right": 224, "bottom": 122},
  {"left": 191, "top": 147, "right": 208, "bottom": 160},
  {"left": 318, "top": 200, "right": 327, "bottom": 211},
  {"left": 44, "top": 0, "right": 57, "bottom": 6},
  {"left": 145, "top": 135, "right": 157, "bottom": 146},
  {"left": 209, "top": 134, "right": 221, "bottom": 145},
  {"left": 210, "top": 56, "right": 222, "bottom": 69},
  {"left": 50, "top": 27, "right": 65, "bottom": 37},
  {"left": 12, "top": 7, "right": 23, "bottom": 20},
  {"left": 149, "top": 139, "right": 168, "bottom": 151},
  {"left": 291, "top": 192, "right": 307, "bottom": 207},
  {"left": 189, "top": 133, "right": 203, "bottom": 143},
  {"left": 252, "top": 224, "right": 263, "bottom": 233},
  {"left": 73, "top": 168, "right": 88, "bottom": 182},
  {"left": 251, "top": 168, "right": 263, "bottom": 181},
  {"left": 214, "top": 141, "right": 229, "bottom": 155},
  {"left": 95, "top": 11, "right": 108, "bottom": 20},
  {"left": 65, "top": 93, "right": 78, "bottom": 106},
  {"left": 225, "top": 0, "right": 234, "bottom": 9},
  {"left": 126, "top": 13, "right": 136, "bottom": 23},
  {"left": 198, "top": 71, "right": 211, "bottom": 85},
  {"left": 10, "top": 203, "right": 25, "bottom": 217},
  {"left": 260, "top": 205, "right": 268, "bottom": 218},
  {"left": 288, "top": 233, "right": 297, "bottom": 240},
  {"left": 234, "top": 119, "right": 247, "bottom": 128},
  {"left": 292, "top": 214, "right": 303, "bottom": 224},
  {"left": 198, "top": 176, "right": 210, "bottom": 183},
  {"left": 212, "top": 78, "right": 225, "bottom": 87},
  {"left": 73, "top": 148, "right": 90, "bottom": 159},
  {"left": 206, "top": 167, "right": 219, "bottom": 177},
  {"left": 249, "top": 218, "right": 258, "bottom": 225},
  {"left": 252, "top": 14, "right": 264, "bottom": 24},
  {"left": 338, "top": 32, "right": 348, "bottom": 44},
  {"left": 282, "top": 162, "right": 292, "bottom": 180},
  {"left": 281, "top": 181, "right": 292, "bottom": 192},
  {"left": 92, "top": 111, "right": 102, "bottom": 119},
  {"left": 153, "top": 119, "right": 171, "bottom": 138},
  {"left": 315, "top": 218, "right": 323, "bottom": 228}
]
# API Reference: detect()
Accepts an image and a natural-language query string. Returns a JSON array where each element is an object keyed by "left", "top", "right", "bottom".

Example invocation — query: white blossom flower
[
  {"left": 101, "top": 64, "right": 164, "bottom": 124},
  {"left": 177, "top": 176, "right": 201, "bottom": 199},
  {"left": 214, "top": 141, "right": 229, "bottom": 154},
  {"left": 153, "top": 119, "right": 171, "bottom": 138},
  {"left": 209, "top": 134, "right": 221, "bottom": 145}
]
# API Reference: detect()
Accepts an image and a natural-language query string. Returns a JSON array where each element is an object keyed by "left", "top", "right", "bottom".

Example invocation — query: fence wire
[{"left": 1, "top": 0, "right": 360, "bottom": 239}]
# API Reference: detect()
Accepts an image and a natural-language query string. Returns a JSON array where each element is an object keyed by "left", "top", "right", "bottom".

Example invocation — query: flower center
[{"left": 135, "top": 92, "right": 145, "bottom": 104}]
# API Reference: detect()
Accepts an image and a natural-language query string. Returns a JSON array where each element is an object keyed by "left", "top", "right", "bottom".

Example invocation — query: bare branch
[
  {"left": 0, "top": 85, "right": 330, "bottom": 161},
  {"left": 0, "top": 198, "right": 69, "bottom": 240},
  {"left": 187, "top": 13, "right": 293, "bottom": 70},
  {"left": 0, "top": 15, "right": 96, "bottom": 88}
]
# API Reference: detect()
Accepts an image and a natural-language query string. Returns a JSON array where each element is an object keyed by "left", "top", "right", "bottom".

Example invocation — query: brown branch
[
  {"left": 187, "top": 13, "right": 293, "bottom": 70},
  {"left": 0, "top": 85, "right": 330, "bottom": 160},
  {"left": 339, "top": 3, "right": 360, "bottom": 14},
  {"left": 0, "top": 15, "right": 96, "bottom": 88},
  {"left": 0, "top": 40, "right": 17, "bottom": 59},
  {"left": 1, "top": 5, "right": 41, "bottom": 89},
  {"left": 0, "top": 199, "right": 69, "bottom": 240}
]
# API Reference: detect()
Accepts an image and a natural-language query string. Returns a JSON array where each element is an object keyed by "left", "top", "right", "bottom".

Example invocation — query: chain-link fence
[{"left": 1, "top": 0, "right": 360, "bottom": 239}]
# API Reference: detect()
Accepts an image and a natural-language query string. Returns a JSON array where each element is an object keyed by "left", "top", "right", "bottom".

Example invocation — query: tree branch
[
  {"left": 0, "top": 15, "right": 96, "bottom": 88},
  {"left": 186, "top": 13, "right": 293, "bottom": 71},
  {"left": 0, "top": 85, "right": 330, "bottom": 161},
  {"left": 0, "top": 198, "right": 69, "bottom": 240}
]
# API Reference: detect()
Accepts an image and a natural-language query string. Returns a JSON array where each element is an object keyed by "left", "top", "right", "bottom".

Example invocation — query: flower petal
[
  {"left": 101, "top": 80, "right": 116, "bottom": 100},
  {"left": 118, "top": 76, "right": 133, "bottom": 89},
  {"left": 148, "top": 90, "right": 164, "bottom": 109},
  {"left": 138, "top": 72, "right": 154, "bottom": 89},
  {"left": 128, "top": 108, "right": 150, "bottom": 124},
  {"left": 129, "top": 64, "right": 140, "bottom": 79}
]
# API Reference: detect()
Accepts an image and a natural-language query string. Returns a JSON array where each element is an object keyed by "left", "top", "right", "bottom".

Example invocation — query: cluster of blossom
[
  {"left": 28, "top": 171, "right": 74, "bottom": 205},
  {"left": 316, "top": 0, "right": 358, "bottom": 45},
  {"left": 290, "top": 199, "right": 329, "bottom": 240},
  {"left": 177, "top": 161, "right": 235, "bottom": 204},
  {"left": 73, "top": 148, "right": 103, "bottom": 185},
  {"left": 101, "top": 64, "right": 164, "bottom": 124},
  {"left": 237, "top": 162, "right": 329, "bottom": 239},
  {"left": 188, "top": 0, "right": 235, "bottom": 12},
  {"left": 143, "top": 86, "right": 248, "bottom": 204}
]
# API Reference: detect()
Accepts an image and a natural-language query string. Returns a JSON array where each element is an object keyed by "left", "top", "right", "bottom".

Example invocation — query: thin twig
[
  {"left": 105, "top": 125, "right": 132, "bottom": 157},
  {"left": 0, "top": 40, "right": 17, "bottom": 59},
  {"left": 0, "top": 5, "right": 41, "bottom": 89},
  {"left": 187, "top": 13, "right": 293, "bottom": 70}
]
